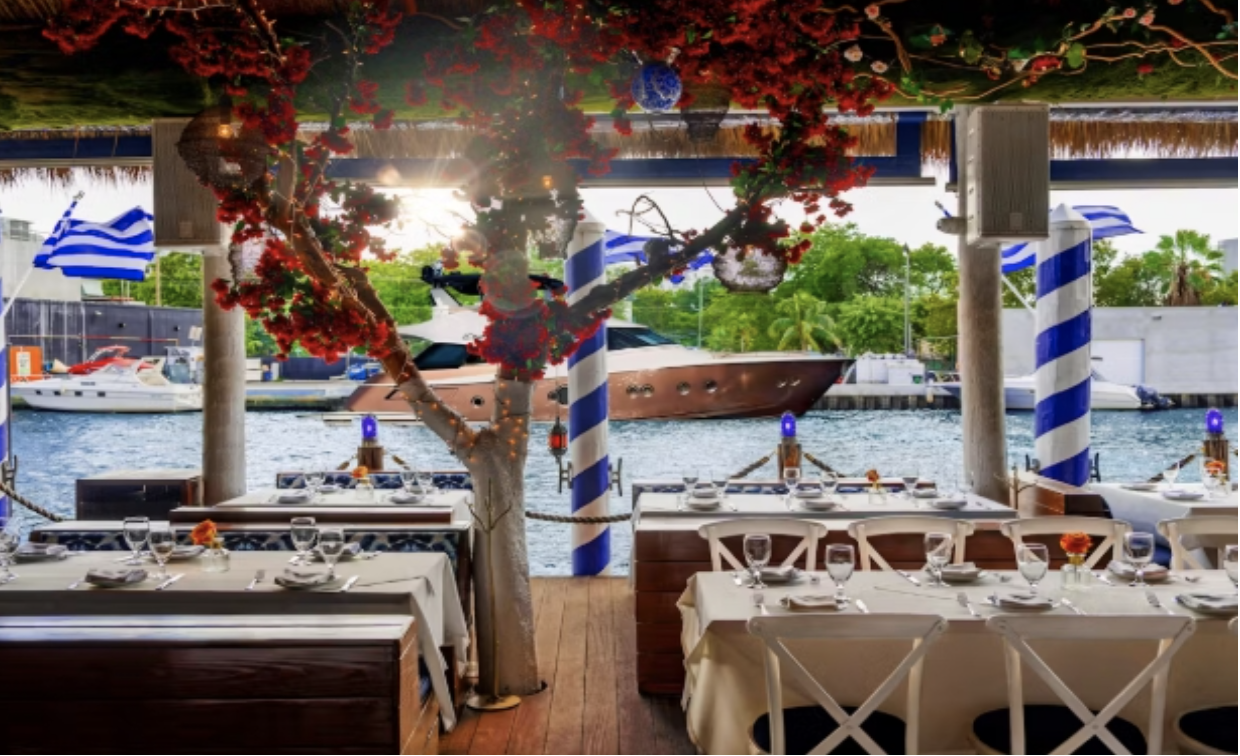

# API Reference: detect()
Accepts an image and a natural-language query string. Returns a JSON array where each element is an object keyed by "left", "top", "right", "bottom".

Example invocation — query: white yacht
[
  {"left": 937, "top": 369, "right": 1151, "bottom": 410},
  {"left": 13, "top": 360, "right": 203, "bottom": 413}
]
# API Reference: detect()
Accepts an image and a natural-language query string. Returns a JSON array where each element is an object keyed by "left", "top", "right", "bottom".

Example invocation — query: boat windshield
[
  {"left": 413, "top": 343, "right": 486, "bottom": 371},
  {"left": 607, "top": 327, "right": 677, "bottom": 351}
]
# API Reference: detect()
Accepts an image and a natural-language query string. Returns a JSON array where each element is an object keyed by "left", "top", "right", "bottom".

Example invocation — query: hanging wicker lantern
[
  {"left": 711, "top": 245, "right": 788, "bottom": 293},
  {"left": 680, "top": 82, "right": 731, "bottom": 143},
  {"left": 228, "top": 234, "right": 266, "bottom": 283},
  {"left": 176, "top": 98, "right": 271, "bottom": 191}
]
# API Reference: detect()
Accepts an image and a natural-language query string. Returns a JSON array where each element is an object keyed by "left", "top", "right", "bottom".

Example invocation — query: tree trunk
[{"left": 463, "top": 378, "right": 541, "bottom": 696}]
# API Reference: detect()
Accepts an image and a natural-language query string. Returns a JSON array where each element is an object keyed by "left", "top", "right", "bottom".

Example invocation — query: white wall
[
  {"left": 1002, "top": 306, "right": 1238, "bottom": 394},
  {"left": 1222, "top": 238, "right": 1237, "bottom": 275},
  {"left": 1, "top": 219, "right": 83, "bottom": 303}
]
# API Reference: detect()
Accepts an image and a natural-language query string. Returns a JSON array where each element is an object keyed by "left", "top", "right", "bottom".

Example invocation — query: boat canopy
[{"left": 397, "top": 309, "right": 644, "bottom": 345}]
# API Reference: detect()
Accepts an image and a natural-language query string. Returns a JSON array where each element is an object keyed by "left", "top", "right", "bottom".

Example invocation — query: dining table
[
  {"left": 1091, "top": 481, "right": 1237, "bottom": 547},
  {"left": 0, "top": 550, "right": 469, "bottom": 729},
  {"left": 637, "top": 491, "right": 1018, "bottom": 522},
  {"left": 679, "top": 569, "right": 1237, "bottom": 754}
]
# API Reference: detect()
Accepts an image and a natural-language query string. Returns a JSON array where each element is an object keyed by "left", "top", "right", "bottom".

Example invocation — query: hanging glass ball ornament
[{"left": 631, "top": 62, "right": 683, "bottom": 114}]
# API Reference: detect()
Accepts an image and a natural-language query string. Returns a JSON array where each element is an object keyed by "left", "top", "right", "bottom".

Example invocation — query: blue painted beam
[
  {"left": 1049, "top": 157, "right": 1237, "bottom": 186},
  {"left": 0, "top": 136, "right": 152, "bottom": 161}
]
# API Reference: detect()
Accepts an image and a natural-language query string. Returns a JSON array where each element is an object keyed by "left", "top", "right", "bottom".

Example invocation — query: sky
[{"left": 2, "top": 172, "right": 1236, "bottom": 260}]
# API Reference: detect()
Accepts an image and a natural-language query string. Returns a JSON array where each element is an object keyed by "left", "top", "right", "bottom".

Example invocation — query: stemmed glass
[
  {"left": 1124, "top": 532, "right": 1156, "bottom": 587},
  {"left": 743, "top": 534, "right": 772, "bottom": 590},
  {"left": 826, "top": 544, "right": 855, "bottom": 603},
  {"left": 400, "top": 469, "right": 418, "bottom": 494},
  {"left": 416, "top": 469, "right": 436, "bottom": 494},
  {"left": 122, "top": 517, "right": 150, "bottom": 565},
  {"left": 782, "top": 467, "right": 801, "bottom": 508},
  {"left": 1223, "top": 545, "right": 1237, "bottom": 594},
  {"left": 711, "top": 470, "right": 729, "bottom": 501},
  {"left": 0, "top": 521, "right": 20, "bottom": 583},
  {"left": 1164, "top": 462, "right": 1181, "bottom": 491},
  {"left": 924, "top": 532, "right": 953, "bottom": 586},
  {"left": 290, "top": 517, "right": 318, "bottom": 566},
  {"left": 824, "top": 473, "right": 840, "bottom": 503},
  {"left": 148, "top": 526, "right": 176, "bottom": 581},
  {"left": 305, "top": 470, "right": 325, "bottom": 500},
  {"left": 901, "top": 466, "right": 921, "bottom": 499},
  {"left": 318, "top": 527, "right": 346, "bottom": 579},
  {"left": 1017, "top": 544, "right": 1050, "bottom": 595}
]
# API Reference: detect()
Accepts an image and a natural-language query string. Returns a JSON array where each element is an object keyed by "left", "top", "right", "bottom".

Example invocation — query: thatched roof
[{"left": 0, "top": 0, "right": 486, "bottom": 22}]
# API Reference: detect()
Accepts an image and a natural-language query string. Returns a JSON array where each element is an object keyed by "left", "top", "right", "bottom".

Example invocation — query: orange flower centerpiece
[
  {"left": 352, "top": 464, "right": 376, "bottom": 501},
  {"left": 865, "top": 468, "right": 886, "bottom": 504},
  {"left": 865, "top": 469, "right": 882, "bottom": 492},
  {"left": 191, "top": 519, "right": 230, "bottom": 573},
  {"left": 1059, "top": 531, "right": 1093, "bottom": 590}
]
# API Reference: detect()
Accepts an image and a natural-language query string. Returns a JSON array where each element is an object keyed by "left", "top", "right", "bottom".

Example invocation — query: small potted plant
[{"left": 191, "top": 519, "right": 230, "bottom": 573}]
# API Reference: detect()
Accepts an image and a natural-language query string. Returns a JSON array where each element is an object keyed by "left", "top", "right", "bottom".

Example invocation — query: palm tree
[
  {"left": 1151, "top": 230, "right": 1224, "bottom": 306},
  {"left": 768, "top": 292, "right": 842, "bottom": 352}
]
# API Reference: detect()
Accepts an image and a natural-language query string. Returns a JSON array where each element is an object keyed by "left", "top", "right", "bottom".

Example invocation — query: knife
[
  {"left": 155, "top": 574, "right": 184, "bottom": 591},
  {"left": 956, "top": 592, "right": 981, "bottom": 618},
  {"left": 895, "top": 570, "right": 922, "bottom": 587},
  {"left": 854, "top": 599, "right": 871, "bottom": 614},
  {"left": 339, "top": 575, "right": 360, "bottom": 593}
]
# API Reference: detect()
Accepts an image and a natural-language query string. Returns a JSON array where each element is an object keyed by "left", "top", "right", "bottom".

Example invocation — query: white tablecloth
[
  {"left": 638, "top": 492, "right": 1016, "bottom": 521},
  {"left": 219, "top": 487, "right": 471, "bottom": 520},
  {"left": 0, "top": 551, "right": 469, "bottom": 729},
  {"left": 680, "top": 570, "right": 1237, "bottom": 754},
  {"left": 1092, "top": 482, "right": 1237, "bottom": 549}
]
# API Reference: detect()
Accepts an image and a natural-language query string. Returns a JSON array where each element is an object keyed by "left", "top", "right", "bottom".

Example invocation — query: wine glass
[
  {"left": 305, "top": 470, "right": 325, "bottom": 494},
  {"left": 0, "top": 522, "right": 20, "bottom": 583},
  {"left": 711, "top": 470, "right": 729, "bottom": 500},
  {"left": 1124, "top": 532, "right": 1156, "bottom": 587},
  {"left": 1223, "top": 545, "right": 1238, "bottom": 594},
  {"left": 924, "top": 532, "right": 953, "bottom": 586},
  {"left": 148, "top": 526, "right": 176, "bottom": 581},
  {"left": 824, "top": 473, "right": 840, "bottom": 502},
  {"left": 290, "top": 517, "right": 318, "bottom": 566},
  {"left": 416, "top": 469, "right": 435, "bottom": 494},
  {"left": 318, "top": 527, "right": 346, "bottom": 579},
  {"left": 901, "top": 466, "right": 921, "bottom": 499},
  {"left": 743, "top": 534, "right": 772, "bottom": 590},
  {"left": 400, "top": 469, "right": 418, "bottom": 493},
  {"left": 1017, "top": 543, "right": 1050, "bottom": 595},
  {"left": 1164, "top": 462, "right": 1181, "bottom": 490},
  {"left": 122, "top": 517, "right": 150, "bottom": 565},
  {"left": 826, "top": 544, "right": 855, "bottom": 603}
]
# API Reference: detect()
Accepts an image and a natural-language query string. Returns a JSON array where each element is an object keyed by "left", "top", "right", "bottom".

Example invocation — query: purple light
[
  {"left": 361, "top": 415, "right": 379, "bottom": 441},
  {"left": 781, "top": 411, "right": 797, "bottom": 438},
  {"left": 1205, "top": 408, "right": 1224, "bottom": 435}
]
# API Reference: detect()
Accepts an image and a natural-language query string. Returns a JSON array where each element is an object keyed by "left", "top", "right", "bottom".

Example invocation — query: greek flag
[
  {"left": 1001, "top": 205, "right": 1140, "bottom": 275},
  {"left": 601, "top": 229, "right": 711, "bottom": 284},
  {"left": 33, "top": 201, "right": 155, "bottom": 282}
]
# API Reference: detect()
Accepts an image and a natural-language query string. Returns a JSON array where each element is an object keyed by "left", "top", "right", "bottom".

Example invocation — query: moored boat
[{"left": 12, "top": 360, "right": 203, "bottom": 413}]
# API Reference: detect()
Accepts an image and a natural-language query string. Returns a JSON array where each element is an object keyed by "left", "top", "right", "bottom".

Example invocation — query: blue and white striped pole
[
  {"left": 1035, "top": 204, "right": 1092, "bottom": 485},
  {"left": 565, "top": 211, "right": 610, "bottom": 575}
]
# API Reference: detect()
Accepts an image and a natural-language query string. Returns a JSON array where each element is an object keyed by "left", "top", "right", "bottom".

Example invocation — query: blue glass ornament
[
  {"left": 361, "top": 414, "right": 379, "bottom": 441},
  {"left": 781, "top": 411, "right": 797, "bottom": 438},
  {"left": 1205, "top": 407, "right": 1224, "bottom": 435},
  {"left": 631, "top": 62, "right": 683, "bottom": 114}
]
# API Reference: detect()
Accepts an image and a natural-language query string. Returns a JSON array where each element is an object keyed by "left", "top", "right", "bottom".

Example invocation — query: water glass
[
  {"left": 0, "top": 522, "right": 20, "bottom": 582},
  {"left": 1017, "top": 543, "right": 1050, "bottom": 595},
  {"left": 1124, "top": 532, "right": 1155, "bottom": 586},
  {"left": 148, "top": 526, "right": 176, "bottom": 580},
  {"left": 824, "top": 474, "right": 840, "bottom": 501},
  {"left": 1223, "top": 545, "right": 1238, "bottom": 593},
  {"left": 711, "top": 471, "right": 729, "bottom": 499},
  {"left": 305, "top": 470, "right": 325, "bottom": 493},
  {"left": 290, "top": 517, "right": 318, "bottom": 565},
  {"left": 901, "top": 467, "right": 921, "bottom": 499},
  {"left": 781, "top": 467, "right": 801, "bottom": 491},
  {"left": 318, "top": 527, "right": 346, "bottom": 578},
  {"left": 400, "top": 469, "right": 418, "bottom": 493},
  {"left": 743, "top": 534, "right": 772, "bottom": 590},
  {"left": 122, "top": 517, "right": 150, "bottom": 565},
  {"left": 416, "top": 470, "right": 435, "bottom": 494},
  {"left": 826, "top": 544, "right": 855, "bottom": 601},
  {"left": 924, "top": 532, "right": 953, "bottom": 586},
  {"left": 1164, "top": 462, "right": 1181, "bottom": 489}
]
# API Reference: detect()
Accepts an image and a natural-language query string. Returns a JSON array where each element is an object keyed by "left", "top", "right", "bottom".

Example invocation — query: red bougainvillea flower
[
  {"left": 1137, "top": 62, "right": 1155, "bottom": 75},
  {"left": 1122, "top": 7, "right": 1137, "bottom": 18},
  {"left": 865, "top": 4, "right": 881, "bottom": 19},
  {"left": 1139, "top": 11, "right": 1155, "bottom": 26}
]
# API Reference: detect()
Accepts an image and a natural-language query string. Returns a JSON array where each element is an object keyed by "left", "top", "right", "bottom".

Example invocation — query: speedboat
[
  {"left": 346, "top": 307, "right": 849, "bottom": 422},
  {"left": 13, "top": 360, "right": 203, "bottom": 413},
  {"left": 936, "top": 369, "right": 1163, "bottom": 411},
  {"left": 64, "top": 345, "right": 147, "bottom": 375}
]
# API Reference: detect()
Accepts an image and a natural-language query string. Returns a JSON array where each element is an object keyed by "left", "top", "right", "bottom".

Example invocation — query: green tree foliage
[
  {"left": 1148, "top": 230, "right": 1225, "bottom": 306},
  {"left": 835, "top": 296, "right": 907, "bottom": 355},
  {"left": 767, "top": 291, "right": 842, "bottom": 352},
  {"left": 102, "top": 252, "right": 203, "bottom": 308}
]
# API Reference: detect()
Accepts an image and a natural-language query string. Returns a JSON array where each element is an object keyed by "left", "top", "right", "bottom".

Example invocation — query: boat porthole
[
  {"left": 677, "top": 382, "right": 690, "bottom": 396},
  {"left": 704, "top": 380, "right": 718, "bottom": 394},
  {"left": 54, "top": 391, "right": 62, "bottom": 396},
  {"left": 626, "top": 385, "right": 640, "bottom": 396},
  {"left": 75, "top": 391, "right": 84, "bottom": 397},
  {"left": 35, "top": 390, "right": 42, "bottom": 396},
  {"left": 791, "top": 378, "right": 801, "bottom": 386},
  {"left": 471, "top": 396, "right": 485, "bottom": 408},
  {"left": 98, "top": 392, "right": 106, "bottom": 397},
  {"left": 777, "top": 380, "right": 788, "bottom": 389},
  {"left": 641, "top": 385, "right": 654, "bottom": 398}
]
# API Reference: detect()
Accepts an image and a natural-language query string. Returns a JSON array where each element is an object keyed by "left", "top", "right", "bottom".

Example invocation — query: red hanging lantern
[{"left": 548, "top": 415, "right": 569, "bottom": 460}]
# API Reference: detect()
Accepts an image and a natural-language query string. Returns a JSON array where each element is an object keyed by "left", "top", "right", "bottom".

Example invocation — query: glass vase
[
  {"left": 1060, "top": 553, "right": 1089, "bottom": 591},
  {"left": 868, "top": 487, "right": 887, "bottom": 507},
  {"left": 203, "top": 545, "right": 231, "bottom": 573}
]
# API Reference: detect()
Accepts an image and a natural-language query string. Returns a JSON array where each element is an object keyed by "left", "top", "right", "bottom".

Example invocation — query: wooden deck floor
[{"left": 441, "top": 578, "right": 695, "bottom": 755}]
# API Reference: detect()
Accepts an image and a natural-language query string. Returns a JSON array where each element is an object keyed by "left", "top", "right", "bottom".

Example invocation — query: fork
[
  {"left": 1062, "top": 598, "right": 1087, "bottom": 616},
  {"left": 1145, "top": 590, "right": 1176, "bottom": 616},
  {"left": 956, "top": 592, "right": 981, "bottom": 618},
  {"left": 246, "top": 569, "right": 266, "bottom": 591}
]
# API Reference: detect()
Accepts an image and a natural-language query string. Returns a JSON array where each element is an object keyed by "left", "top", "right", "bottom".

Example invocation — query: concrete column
[
  {"left": 955, "top": 110, "right": 1008, "bottom": 502},
  {"left": 201, "top": 248, "right": 247, "bottom": 504}
]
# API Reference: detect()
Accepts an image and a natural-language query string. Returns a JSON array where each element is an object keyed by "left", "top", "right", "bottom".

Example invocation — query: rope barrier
[
  {"left": 803, "top": 452, "right": 840, "bottom": 476},
  {"left": 0, "top": 479, "right": 66, "bottom": 522},
  {"left": 730, "top": 453, "right": 772, "bottom": 480},
  {"left": 525, "top": 510, "right": 632, "bottom": 524}
]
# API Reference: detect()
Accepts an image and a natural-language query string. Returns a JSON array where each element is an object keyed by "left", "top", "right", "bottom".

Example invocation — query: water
[{"left": 9, "top": 407, "right": 1234, "bottom": 575}]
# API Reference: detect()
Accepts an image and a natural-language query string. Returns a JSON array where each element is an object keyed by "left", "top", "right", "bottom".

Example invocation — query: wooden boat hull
[{"left": 345, "top": 358, "right": 847, "bottom": 422}]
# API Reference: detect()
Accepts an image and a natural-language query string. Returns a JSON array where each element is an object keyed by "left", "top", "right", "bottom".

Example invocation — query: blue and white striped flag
[
  {"left": 34, "top": 203, "right": 155, "bottom": 282},
  {"left": 601, "top": 229, "right": 711, "bottom": 284},
  {"left": 1001, "top": 205, "right": 1140, "bottom": 275}
]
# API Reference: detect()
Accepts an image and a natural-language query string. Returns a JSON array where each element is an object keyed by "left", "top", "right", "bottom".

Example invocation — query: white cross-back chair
[
  {"left": 847, "top": 517, "right": 974, "bottom": 571},
  {"left": 1172, "top": 617, "right": 1238, "bottom": 755},
  {"left": 698, "top": 519, "right": 829, "bottom": 572},
  {"left": 973, "top": 615, "right": 1195, "bottom": 755},
  {"left": 746, "top": 614, "right": 947, "bottom": 755},
  {"left": 1156, "top": 516, "right": 1239, "bottom": 570},
  {"left": 1000, "top": 517, "right": 1132, "bottom": 569}
]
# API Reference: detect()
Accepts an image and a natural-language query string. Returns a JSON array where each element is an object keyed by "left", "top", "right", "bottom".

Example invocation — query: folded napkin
[
  {"left": 168, "top": 545, "right": 205, "bottom": 561},
  {"left": 781, "top": 594, "right": 842, "bottom": 611},
  {"left": 84, "top": 568, "right": 148, "bottom": 588},
  {"left": 277, "top": 490, "right": 313, "bottom": 504},
  {"left": 389, "top": 491, "right": 427, "bottom": 505},
  {"left": 312, "top": 542, "right": 362, "bottom": 562},
  {"left": 275, "top": 568, "right": 335, "bottom": 588},
  {"left": 1162, "top": 489, "right": 1204, "bottom": 501},
  {"left": 931, "top": 497, "right": 968, "bottom": 510},
  {"left": 684, "top": 496, "right": 721, "bottom": 509},
  {"left": 993, "top": 591, "right": 1056, "bottom": 611},
  {"left": 759, "top": 565, "right": 800, "bottom": 583},
  {"left": 14, "top": 543, "right": 68, "bottom": 561},
  {"left": 836, "top": 486, "right": 863, "bottom": 494},
  {"left": 798, "top": 497, "right": 837, "bottom": 510},
  {"left": 318, "top": 483, "right": 342, "bottom": 493},
  {"left": 1121, "top": 482, "right": 1158, "bottom": 491},
  {"left": 938, "top": 562, "right": 982, "bottom": 583},
  {"left": 1176, "top": 592, "right": 1239, "bottom": 616},
  {"left": 1108, "top": 561, "right": 1169, "bottom": 580},
  {"left": 912, "top": 488, "right": 940, "bottom": 499}
]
